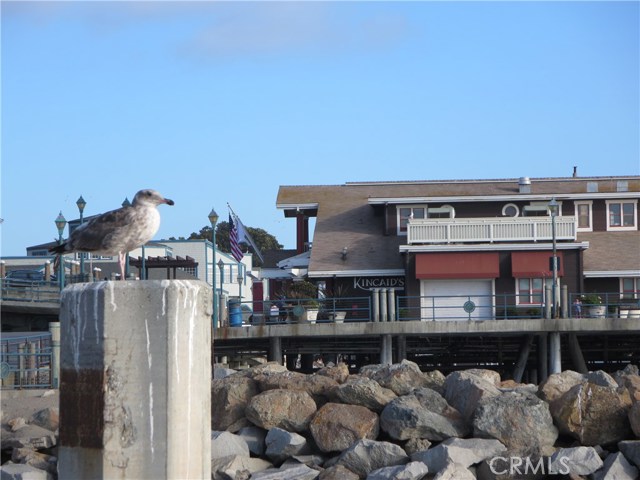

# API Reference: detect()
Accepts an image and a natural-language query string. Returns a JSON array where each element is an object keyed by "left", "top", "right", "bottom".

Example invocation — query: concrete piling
[{"left": 58, "top": 280, "right": 212, "bottom": 480}]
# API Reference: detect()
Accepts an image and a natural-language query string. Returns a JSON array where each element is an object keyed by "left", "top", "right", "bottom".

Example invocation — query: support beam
[
  {"left": 269, "top": 337, "right": 282, "bottom": 365},
  {"left": 58, "top": 280, "right": 212, "bottom": 480},
  {"left": 512, "top": 334, "right": 534, "bottom": 383},
  {"left": 568, "top": 334, "right": 588, "bottom": 373},
  {"left": 549, "top": 332, "right": 562, "bottom": 374},
  {"left": 395, "top": 335, "right": 406, "bottom": 363},
  {"left": 380, "top": 334, "right": 393, "bottom": 365},
  {"left": 537, "top": 334, "right": 548, "bottom": 382}
]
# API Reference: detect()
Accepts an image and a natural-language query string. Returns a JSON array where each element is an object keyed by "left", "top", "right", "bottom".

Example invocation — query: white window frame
[
  {"left": 516, "top": 277, "right": 552, "bottom": 306},
  {"left": 575, "top": 201, "right": 593, "bottom": 232},
  {"left": 606, "top": 200, "right": 638, "bottom": 231},
  {"left": 397, "top": 206, "right": 426, "bottom": 235},
  {"left": 523, "top": 201, "right": 563, "bottom": 217},
  {"left": 502, "top": 203, "right": 520, "bottom": 217},
  {"left": 620, "top": 277, "right": 640, "bottom": 300},
  {"left": 427, "top": 205, "right": 455, "bottom": 219}
]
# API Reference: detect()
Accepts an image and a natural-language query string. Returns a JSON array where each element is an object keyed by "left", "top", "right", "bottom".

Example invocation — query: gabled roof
[{"left": 276, "top": 176, "right": 640, "bottom": 277}]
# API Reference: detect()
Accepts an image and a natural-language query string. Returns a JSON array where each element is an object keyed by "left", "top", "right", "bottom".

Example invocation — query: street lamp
[
  {"left": 237, "top": 272, "right": 243, "bottom": 303},
  {"left": 548, "top": 198, "right": 559, "bottom": 318},
  {"left": 218, "top": 259, "right": 225, "bottom": 327},
  {"left": 55, "top": 212, "right": 67, "bottom": 290},
  {"left": 76, "top": 195, "right": 86, "bottom": 281},
  {"left": 208, "top": 208, "right": 219, "bottom": 329}
]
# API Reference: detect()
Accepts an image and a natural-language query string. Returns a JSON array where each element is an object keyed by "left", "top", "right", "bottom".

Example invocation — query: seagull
[{"left": 49, "top": 189, "right": 174, "bottom": 280}]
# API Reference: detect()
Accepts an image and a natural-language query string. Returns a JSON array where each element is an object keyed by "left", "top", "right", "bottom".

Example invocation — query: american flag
[{"left": 229, "top": 214, "right": 243, "bottom": 262}]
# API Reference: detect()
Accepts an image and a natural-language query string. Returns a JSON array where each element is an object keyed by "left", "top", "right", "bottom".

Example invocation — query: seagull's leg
[{"left": 118, "top": 252, "right": 126, "bottom": 280}]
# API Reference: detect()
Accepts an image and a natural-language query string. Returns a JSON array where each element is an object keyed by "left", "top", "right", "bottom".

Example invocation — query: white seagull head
[{"left": 131, "top": 189, "right": 175, "bottom": 208}]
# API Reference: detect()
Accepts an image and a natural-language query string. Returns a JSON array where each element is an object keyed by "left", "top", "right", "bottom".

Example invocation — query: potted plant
[{"left": 581, "top": 294, "right": 606, "bottom": 318}]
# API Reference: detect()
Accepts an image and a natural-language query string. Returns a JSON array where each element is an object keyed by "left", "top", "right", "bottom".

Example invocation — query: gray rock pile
[
  {"left": 1, "top": 362, "right": 639, "bottom": 479},
  {"left": 211, "top": 361, "right": 640, "bottom": 479}
]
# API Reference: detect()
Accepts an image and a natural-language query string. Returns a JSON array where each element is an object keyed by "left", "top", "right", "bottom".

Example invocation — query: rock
[
  {"left": 432, "top": 462, "right": 476, "bottom": 480},
  {"left": 10, "top": 448, "right": 57, "bottom": 475},
  {"left": 0, "top": 463, "right": 54, "bottom": 480},
  {"left": 585, "top": 370, "right": 619, "bottom": 388},
  {"left": 318, "top": 464, "right": 359, "bottom": 480},
  {"left": 403, "top": 438, "right": 432, "bottom": 456},
  {"left": 211, "top": 455, "right": 272, "bottom": 480},
  {"left": 335, "top": 376, "right": 397, "bottom": 412},
  {"left": 367, "top": 461, "right": 429, "bottom": 480},
  {"left": 473, "top": 390, "right": 558, "bottom": 458},
  {"left": 618, "top": 440, "right": 640, "bottom": 469},
  {"left": 411, "top": 438, "right": 507, "bottom": 472},
  {"left": 593, "top": 452, "right": 639, "bottom": 480},
  {"left": 464, "top": 368, "right": 501, "bottom": 386},
  {"left": 1, "top": 424, "right": 57, "bottom": 450},
  {"left": 538, "top": 370, "right": 585, "bottom": 402},
  {"left": 253, "top": 370, "right": 339, "bottom": 405},
  {"left": 422, "top": 370, "right": 446, "bottom": 394},
  {"left": 264, "top": 428, "right": 311, "bottom": 464},
  {"left": 549, "top": 446, "right": 604, "bottom": 475},
  {"left": 380, "top": 388, "right": 469, "bottom": 441},
  {"left": 211, "top": 374, "right": 260, "bottom": 431},
  {"left": 336, "top": 439, "right": 409, "bottom": 478},
  {"left": 550, "top": 382, "right": 633, "bottom": 445},
  {"left": 619, "top": 374, "right": 640, "bottom": 402},
  {"left": 8, "top": 418, "right": 27, "bottom": 432},
  {"left": 366, "top": 360, "right": 437, "bottom": 396},
  {"left": 316, "top": 363, "right": 350, "bottom": 384},
  {"left": 213, "top": 366, "right": 238, "bottom": 379},
  {"left": 286, "top": 454, "right": 325, "bottom": 468},
  {"left": 443, "top": 370, "right": 501, "bottom": 422},
  {"left": 29, "top": 407, "right": 59, "bottom": 432},
  {"left": 250, "top": 463, "right": 320, "bottom": 480},
  {"left": 629, "top": 401, "right": 640, "bottom": 437},
  {"left": 246, "top": 389, "right": 317, "bottom": 432},
  {"left": 309, "top": 402, "right": 379, "bottom": 453},
  {"left": 211, "top": 431, "right": 250, "bottom": 459},
  {"left": 237, "top": 426, "right": 267, "bottom": 456}
]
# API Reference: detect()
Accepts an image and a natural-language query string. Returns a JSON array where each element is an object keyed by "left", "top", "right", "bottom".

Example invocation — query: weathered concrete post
[
  {"left": 380, "top": 288, "right": 388, "bottom": 322},
  {"left": 549, "top": 332, "right": 562, "bottom": 374},
  {"left": 388, "top": 289, "right": 396, "bottom": 322},
  {"left": 58, "top": 280, "right": 212, "bottom": 480},
  {"left": 372, "top": 289, "right": 380, "bottom": 322},
  {"left": 49, "top": 322, "right": 60, "bottom": 388},
  {"left": 380, "top": 335, "right": 393, "bottom": 365},
  {"left": 269, "top": 336, "right": 283, "bottom": 365}
]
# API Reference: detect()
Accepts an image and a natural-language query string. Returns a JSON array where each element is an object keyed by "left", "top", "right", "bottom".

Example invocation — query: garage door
[{"left": 420, "top": 279, "right": 494, "bottom": 321}]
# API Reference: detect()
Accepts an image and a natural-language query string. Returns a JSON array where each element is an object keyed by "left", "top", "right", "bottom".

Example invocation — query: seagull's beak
[{"left": 164, "top": 198, "right": 175, "bottom": 206}]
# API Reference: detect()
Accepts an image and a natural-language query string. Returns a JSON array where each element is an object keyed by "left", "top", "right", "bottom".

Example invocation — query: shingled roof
[{"left": 277, "top": 176, "right": 640, "bottom": 276}]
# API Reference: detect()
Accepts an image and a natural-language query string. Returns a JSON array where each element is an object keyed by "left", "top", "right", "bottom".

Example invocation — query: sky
[{"left": 1, "top": 1, "right": 638, "bottom": 257}]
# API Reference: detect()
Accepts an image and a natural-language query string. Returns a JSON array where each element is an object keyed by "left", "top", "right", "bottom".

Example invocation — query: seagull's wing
[{"left": 68, "top": 206, "right": 136, "bottom": 253}]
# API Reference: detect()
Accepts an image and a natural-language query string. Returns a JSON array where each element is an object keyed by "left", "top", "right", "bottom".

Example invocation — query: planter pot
[
  {"left": 620, "top": 308, "right": 630, "bottom": 319},
  {"left": 306, "top": 308, "right": 319, "bottom": 324},
  {"left": 586, "top": 305, "right": 607, "bottom": 318},
  {"left": 333, "top": 311, "right": 347, "bottom": 323},
  {"left": 628, "top": 308, "right": 640, "bottom": 319}
]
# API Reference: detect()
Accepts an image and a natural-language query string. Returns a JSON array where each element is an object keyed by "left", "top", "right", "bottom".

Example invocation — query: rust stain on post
[{"left": 60, "top": 368, "right": 105, "bottom": 448}]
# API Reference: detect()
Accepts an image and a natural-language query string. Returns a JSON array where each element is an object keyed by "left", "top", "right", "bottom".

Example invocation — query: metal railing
[
  {"left": 407, "top": 216, "right": 577, "bottom": 244},
  {"left": 0, "top": 279, "right": 61, "bottom": 303},
  {"left": 0, "top": 333, "right": 53, "bottom": 389}
]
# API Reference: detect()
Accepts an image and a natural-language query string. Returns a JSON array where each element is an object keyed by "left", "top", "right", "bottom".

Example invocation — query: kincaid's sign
[{"left": 354, "top": 277, "right": 405, "bottom": 291}]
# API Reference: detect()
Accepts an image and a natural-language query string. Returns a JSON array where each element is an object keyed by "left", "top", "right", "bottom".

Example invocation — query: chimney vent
[{"left": 518, "top": 177, "right": 531, "bottom": 194}]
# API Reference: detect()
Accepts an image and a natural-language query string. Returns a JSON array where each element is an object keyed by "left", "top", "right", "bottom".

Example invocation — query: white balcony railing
[{"left": 407, "top": 216, "right": 577, "bottom": 245}]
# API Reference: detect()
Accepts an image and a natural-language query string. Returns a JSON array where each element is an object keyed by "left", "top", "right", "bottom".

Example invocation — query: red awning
[
  {"left": 415, "top": 252, "right": 500, "bottom": 279},
  {"left": 511, "top": 251, "right": 564, "bottom": 278}
]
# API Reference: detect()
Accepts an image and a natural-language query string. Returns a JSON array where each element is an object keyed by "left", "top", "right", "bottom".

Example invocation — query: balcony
[{"left": 407, "top": 216, "right": 577, "bottom": 245}]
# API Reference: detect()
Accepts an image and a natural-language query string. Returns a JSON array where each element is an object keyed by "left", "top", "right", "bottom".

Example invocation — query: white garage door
[{"left": 420, "top": 279, "right": 494, "bottom": 321}]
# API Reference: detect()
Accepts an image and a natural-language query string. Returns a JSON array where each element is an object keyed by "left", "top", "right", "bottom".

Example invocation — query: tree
[{"left": 188, "top": 221, "right": 283, "bottom": 262}]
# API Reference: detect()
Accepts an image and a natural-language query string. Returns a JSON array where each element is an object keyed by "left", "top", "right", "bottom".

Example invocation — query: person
[
  {"left": 269, "top": 302, "right": 280, "bottom": 322},
  {"left": 572, "top": 297, "right": 582, "bottom": 318}
]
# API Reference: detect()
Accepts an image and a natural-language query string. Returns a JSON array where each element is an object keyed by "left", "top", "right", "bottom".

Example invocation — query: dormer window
[
  {"left": 398, "top": 206, "right": 425, "bottom": 234},
  {"left": 428, "top": 205, "right": 455, "bottom": 219}
]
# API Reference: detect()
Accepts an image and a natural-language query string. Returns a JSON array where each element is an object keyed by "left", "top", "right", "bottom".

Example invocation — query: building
[{"left": 276, "top": 175, "right": 640, "bottom": 319}]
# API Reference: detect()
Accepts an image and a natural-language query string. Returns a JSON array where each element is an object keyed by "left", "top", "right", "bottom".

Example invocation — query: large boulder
[
  {"left": 29, "top": 407, "right": 59, "bottom": 433},
  {"left": 309, "top": 403, "right": 379, "bottom": 453},
  {"left": 237, "top": 426, "right": 267, "bottom": 457},
  {"left": 411, "top": 438, "right": 506, "bottom": 472},
  {"left": 211, "top": 431, "right": 250, "bottom": 459},
  {"left": 548, "top": 446, "right": 603, "bottom": 476},
  {"left": 264, "top": 428, "right": 311, "bottom": 464},
  {"left": 211, "top": 455, "right": 272, "bottom": 480},
  {"left": 630, "top": 401, "right": 640, "bottom": 437},
  {"left": 443, "top": 371, "right": 501, "bottom": 422},
  {"left": 0, "top": 463, "right": 54, "bottom": 480},
  {"left": 253, "top": 370, "right": 339, "bottom": 406},
  {"left": 367, "top": 461, "right": 429, "bottom": 480},
  {"left": 318, "top": 464, "right": 359, "bottom": 480},
  {"left": 336, "top": 439, "right": 409, "bottom": 478},
  {"left": 537, "top": 370, "right": 585, "bottom": 402},
  {"left": 335, "top": 376, "right": 397, "bottom": 412},
  {"left": 618, "top": 440, "right": 640, "bottom": 469},
  {"left": 365, "top": 360, "right": 438, "bottom": 396},
  {"left": 550, "top": 381, "right": 633, "bottom": 445},
  {"left": 10, "top": 447, "right": 57, "bottom": 475},
  {"left": 245, "top": 389, "right": 317, "bottom": 432},
  {"left": 316, "top": 363, "right": 350, "bottom": 384},
  {"left": 250, "top": 463, "right": 320, "bottom": 480},
  {"left": 1, "top": 424, "right": 57, "bottom": 451},
  {"left": 432, "top": 462, "right": 475, "bottom": 480},
  {"left": 473, "top": 390, "right": 558, "bottom": 458},
  {"left": 211, "top": 374, "right": 260, "bottom": 431},
  {"left": 464, "top": 369, "right": 501, "bottom": 386},
  {"left": 380, "top": 388, "right": 469, "bottom": 441},
  {"left": 593, "top": 452, "right": 639, "bottom": 480}
]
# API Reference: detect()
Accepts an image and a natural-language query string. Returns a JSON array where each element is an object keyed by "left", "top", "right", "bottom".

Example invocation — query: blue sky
[{"left": 1, "top": 1, "right": 638, "bottom": 256}]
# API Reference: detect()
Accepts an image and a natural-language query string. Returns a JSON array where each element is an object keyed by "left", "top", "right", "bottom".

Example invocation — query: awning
[
  {"left": 415, "top": 252, "right": 500, "bottom": 279},
  {"left": 511, "top": 251, "right": 564, "bottom": 278}
]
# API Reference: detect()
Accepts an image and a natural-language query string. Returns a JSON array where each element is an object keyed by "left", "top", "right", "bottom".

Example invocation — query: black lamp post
[
  {"left": 76, "top": 195, "right": 86, "bottom": 281},
  {"left": 208, "top": 208, "right": 219, "bottom": 329},
  {"left": 55, "top": 212, "right": 67, "bottom": 290},
  {"left": 218, "top": 259, "right": 225, "bottom": 326}
]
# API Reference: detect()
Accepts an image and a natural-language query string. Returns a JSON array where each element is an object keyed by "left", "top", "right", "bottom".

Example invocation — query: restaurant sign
[{"left": 353, "top": 276, "right": 405, "bottom": 291}]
